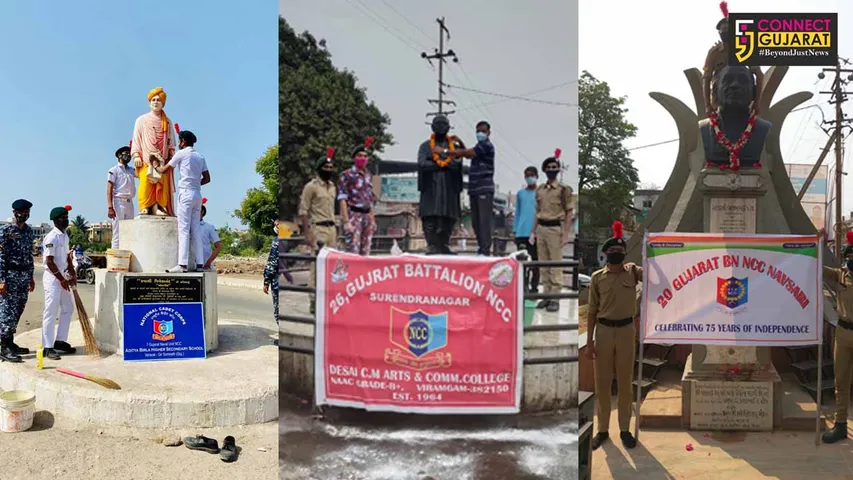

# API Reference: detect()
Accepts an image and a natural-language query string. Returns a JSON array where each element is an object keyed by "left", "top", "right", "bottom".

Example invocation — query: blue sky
[{"left": 0, "top": 1, "right": 277, "bottom": 229}]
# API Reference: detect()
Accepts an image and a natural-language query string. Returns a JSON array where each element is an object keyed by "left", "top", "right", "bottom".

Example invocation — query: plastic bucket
[
  {"left": 523, "top": 300, "right": 537, "bottom": 328},
  {"left": 0, "top": 390, "right": 35, "bottom": 433},
  {"left": 106, "top": 249, "right": 132, "bottom": 272}
]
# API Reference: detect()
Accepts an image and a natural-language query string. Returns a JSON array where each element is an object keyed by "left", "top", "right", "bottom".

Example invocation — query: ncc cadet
[
  {"left": 300, "top": 148, "right": 338, "bottom": 314},
  {"left": 42, "top": 205, "right": 78, "bottom": 360},
  {"left": 703, "top": 1, "right": 763, "bottom": 115},
  {"left": 107, "top": 145, "right": 137, "bottom": 249},
  {"left": 586, "top": 221, "right": 641, "bottom": 450},
  {"left": 532, "top": 151, "right": 573, "bottom": 312},
  {"left": 819, "top": 228, "right": 853, "bottom": 444},
  {"left": 0, "top": 199, "right": 36, "bottom": 362},
  {"left": 339, "top": 138, "right": 377, "bottom": 256}
]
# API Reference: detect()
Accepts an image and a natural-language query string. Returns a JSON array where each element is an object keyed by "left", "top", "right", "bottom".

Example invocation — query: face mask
[
  {"left": 318, "top": 170, "right": 334, "bottom": 181},
  {"left": 55, "top": 218, "right": 69, "bottom": 231},
  {"left": 476, "top": 132, "right": 488, "bottom": 143},
  {"left": 274, "top": 225, "right": 279, "bottom": 235},
  {"left": 606, "top": 252, "right": 626, "bottom": 265},
  {"left": 525, "top": 176, "right": 537, "bottom": 186},
  {"left": 119, "top": 154, "right": 130, "bottom": 164},
  {"left": 545, "top": 170, "right": 559, "bottom": 180},
  {"left": 14, "top": 213, "right": 28, "bottom": 223},
  {"left": 354, "top": 158, "right": 368, "bottom": 169}
]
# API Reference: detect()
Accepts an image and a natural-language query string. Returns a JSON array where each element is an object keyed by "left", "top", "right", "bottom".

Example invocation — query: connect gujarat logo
[{"left": 729, "top": 13, "right": 837, "bottom": 67}]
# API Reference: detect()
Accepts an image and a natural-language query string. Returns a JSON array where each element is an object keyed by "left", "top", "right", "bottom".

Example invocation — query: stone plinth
[
  {"left": 120, "top": 216, "right": 199, "bottom": 272},
  {"left": 681, "top": 353, "right": 782, "bottom": 430},
  {"left": 94, "top": 270, "right": 219, "bottom": 355}
]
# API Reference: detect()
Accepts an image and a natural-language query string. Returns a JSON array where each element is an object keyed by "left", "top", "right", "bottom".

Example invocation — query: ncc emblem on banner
[
  {"left": 152, "top": 318, "right": 175, "bottom": 341},
  {"left": 385, "top": 308, "right": 452, "bottom": 370},
  {"left": 717, "top": 277, "right": 749, "bottom": 309}
]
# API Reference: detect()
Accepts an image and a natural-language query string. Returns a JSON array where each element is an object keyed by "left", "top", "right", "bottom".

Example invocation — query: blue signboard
[{"left": 122, "top": 276, "right": 206, "bottom": 361}]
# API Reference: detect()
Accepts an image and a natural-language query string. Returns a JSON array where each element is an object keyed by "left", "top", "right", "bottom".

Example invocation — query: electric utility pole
[
  {"left": 818, "top": 58, "right": 853, "bottom": 259},
  {"left": 421, "top": 17, "right": 458, "bottom": 121}
]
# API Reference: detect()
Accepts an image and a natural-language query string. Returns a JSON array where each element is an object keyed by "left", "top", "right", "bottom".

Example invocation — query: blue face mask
[
  {"left": 476, "top": 132, "right": 488, "bottom": 143},
  {"left": 545, "top": 170, "right": 559, "bottom": 180},
  {"left": 525, "top": 176, "right": 537, "bottom": 186}
]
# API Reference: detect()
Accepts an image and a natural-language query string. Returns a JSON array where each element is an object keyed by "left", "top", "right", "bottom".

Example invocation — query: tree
[
  {"left": 71, "top": 215, "right": 88, "bottom": 236},
  {"left": 279, "top": 17, "right": 393, "bottom": 220},
  {"left": 234, "top": 145, "right": 279, "bottom": 236},
  {"left": 578, "top": 71, "right": 640, "bottom": 235},
  {"left": 69, "top": 215, "right": 89, "bottom": 246}
]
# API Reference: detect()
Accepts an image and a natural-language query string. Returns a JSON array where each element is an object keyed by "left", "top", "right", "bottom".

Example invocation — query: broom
[
  {"left": 56, "top": 368, "right": 121, "bottom": 390},
  {"left": 70, "top": 285, "right": 99, "bottom": 356}
]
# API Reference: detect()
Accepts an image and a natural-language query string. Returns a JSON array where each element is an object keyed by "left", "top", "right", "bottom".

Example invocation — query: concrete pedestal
[
  {"left": 120, "top": 216, "right": 199, "bottom": 272},
  {"left": 94, "top": 270, "right": 219, "bottom": 355}
]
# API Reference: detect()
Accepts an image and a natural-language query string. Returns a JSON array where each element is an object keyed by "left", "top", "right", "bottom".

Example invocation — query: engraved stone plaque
[
  {"left": 690, "top": 381, "right": 773, "bottom": 431},
  {"left": 709, "top": 197, "right": 757, "bottom": 234}
]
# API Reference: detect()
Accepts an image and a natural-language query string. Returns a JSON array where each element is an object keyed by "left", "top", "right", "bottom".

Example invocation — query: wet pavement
[{"left": 279, "top": 397, "right": 577, "bottom": 480}]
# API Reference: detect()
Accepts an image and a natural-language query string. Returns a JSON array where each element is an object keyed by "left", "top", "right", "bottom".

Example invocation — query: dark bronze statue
[
  {"left": 417, "top": 115, "right": 464, "bottom": 254},
  {"left": 701, "top": 65, "right": 771, "bottom": 169}
]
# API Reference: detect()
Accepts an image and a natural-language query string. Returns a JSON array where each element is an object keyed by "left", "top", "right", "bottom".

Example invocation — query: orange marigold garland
[
  {"left": 706, "top": 105, "right": 759, "bottom": 171},
  {"left": 430, "top": 134, "right": 458, "bottom": 168}
]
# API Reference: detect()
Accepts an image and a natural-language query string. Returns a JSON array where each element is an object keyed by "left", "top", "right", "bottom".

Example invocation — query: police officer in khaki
[
  {"left": 532, "top": 153, "right": 573, "bottom": 312},
  {"left": 819, "top": 228, "right": 853, "bottom": 443},
  {"left": 586, "top": 220, "right": 641, "bottom": 450},
  {"left": 300, "top": 148, "right": 338, "bottom": 314}
]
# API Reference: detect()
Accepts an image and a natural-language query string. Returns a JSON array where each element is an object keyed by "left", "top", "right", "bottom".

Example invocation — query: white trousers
[
  {"left": 42, "top": 278, "right": 73, "bottom": 348},
  {"left": 110, "top": 197, "right": 135, "bottom": 249},
  {"left": 177, "top": 189, "right": 204, "bottom": 267}
]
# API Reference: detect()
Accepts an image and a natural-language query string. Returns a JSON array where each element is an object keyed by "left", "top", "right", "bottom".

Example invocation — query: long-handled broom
[
  {"left": 70, "top": 285, "right": 99, "bottom": 356},
  {"left": 56, "top": 368, "right": 121, "bottom": 390}
]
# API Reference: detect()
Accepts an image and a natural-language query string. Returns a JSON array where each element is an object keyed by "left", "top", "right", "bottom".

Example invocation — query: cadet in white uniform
[
  {"left": 107, "top": 145, "right": 137, "bottom": 249},
  {"left": 156, "top": 130, "right": 210, "bottom": 272},
  {"left": 41, "top": 206, "right": 77, "bottom": 360},
  {"left": 198, "top": 203, "right": 221, "bottom": 271}
]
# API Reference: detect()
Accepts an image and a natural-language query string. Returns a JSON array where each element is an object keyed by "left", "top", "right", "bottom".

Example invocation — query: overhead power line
[
  {"left": 444, "top": 83, "right": 577, "bottom": 107},
  {"left": 455, "top": 80, "right": 577, "bottom": 112}
]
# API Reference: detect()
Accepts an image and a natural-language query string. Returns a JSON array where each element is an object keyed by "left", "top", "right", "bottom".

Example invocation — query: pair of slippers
[{"left": 183, "top": 435, "right": 238, "bottom": 462}]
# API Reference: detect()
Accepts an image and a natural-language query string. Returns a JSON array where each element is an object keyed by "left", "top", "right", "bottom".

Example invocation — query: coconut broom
[
  {"left": 56, "top": 368, "right": 121, "bottom": 390},
  {"left": 70, "top": 285, "right": 99, "bottom": 356}
]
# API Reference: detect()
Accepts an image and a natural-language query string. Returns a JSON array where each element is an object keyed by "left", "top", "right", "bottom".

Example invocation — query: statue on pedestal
[{"left": 132, "top": 87, "right": 176, "bottom": 216}]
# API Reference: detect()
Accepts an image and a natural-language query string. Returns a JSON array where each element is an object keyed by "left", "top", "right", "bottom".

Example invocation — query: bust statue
[
  {"left": 700, "top": 66, "right": 771, "bottom": 170},
  {"left": 132, "top": 87, "right": 176, "bottom": 216}
]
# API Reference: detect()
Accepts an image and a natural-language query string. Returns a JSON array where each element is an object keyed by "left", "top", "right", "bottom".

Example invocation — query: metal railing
[{"left": 278, "top": 238, "right": 580, "bottom": 365}]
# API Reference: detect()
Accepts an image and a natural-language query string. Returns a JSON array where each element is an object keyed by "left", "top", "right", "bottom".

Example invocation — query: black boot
[
  {"left": 54, "top": 341, "right": 76, "bottom": 354},
  {"left": 44, "top": 348, "right": 61, "bottom": 360},
  {"left": 620, "top": 431, "right": 637, "bottom": 449},
  {"left": 822, "top": 422, "right": 848, "bottom": 444},
  {"left": 0, "top": 337, "right": 22, "bottom": 363},
  {"left": 9, "top": 337, "right": 30, "bottom": 355}
]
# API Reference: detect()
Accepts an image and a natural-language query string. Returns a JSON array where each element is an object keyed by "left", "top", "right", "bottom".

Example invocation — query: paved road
[
  {"left": 280, "top": 399, "right": 577, "bottom": 480},
  {"left": 13, "top": 267, "right": 276, "bottom": 335}
]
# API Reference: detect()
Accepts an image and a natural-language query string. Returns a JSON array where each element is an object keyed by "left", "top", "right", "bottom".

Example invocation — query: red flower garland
[{"left": 706, "top": 107, "right": 760, "bottom": 171}]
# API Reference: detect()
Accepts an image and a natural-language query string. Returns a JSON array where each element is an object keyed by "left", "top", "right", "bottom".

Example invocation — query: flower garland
[
  {"left": 430, "top": 134, "right": 458, "bottom": 168},
  {"left": 706, "top": 105, "right": 759, "bottom": 171}
]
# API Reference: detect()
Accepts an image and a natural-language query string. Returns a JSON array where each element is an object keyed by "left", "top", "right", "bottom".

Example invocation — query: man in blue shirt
[
  {"left": 514, "top": 166, "right": 540, "bottom": 292},
  {"left": 440, "top": 120, "right": 495, "bottom": 255}
]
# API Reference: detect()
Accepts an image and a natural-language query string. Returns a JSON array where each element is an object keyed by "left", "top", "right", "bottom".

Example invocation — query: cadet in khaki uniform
[
  {"left": 586, "top": 221, "right": 641, "bottom": 450},
  {"left": 703, "top": 1, "right": 763, "bottom": 115},
  {"left": 300, "top": 148, "right": 338, "bottom": 314},
  {"left": 820, "top": 229, "right": 853, "bottom": 443},
  {"left": 532, "top": 152, "right": 573, "bottom": 312}
]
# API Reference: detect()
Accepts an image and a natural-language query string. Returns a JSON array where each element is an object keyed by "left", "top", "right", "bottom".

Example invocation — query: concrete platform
[
  {"left": 638, "top": 369, "right": 824, "bottom": 431},
  {"left": 280, "top": 291, "right": 579, "bottom": 411},
  {"left": 0, "top": 319, "right": 278, "bottom": 429}
]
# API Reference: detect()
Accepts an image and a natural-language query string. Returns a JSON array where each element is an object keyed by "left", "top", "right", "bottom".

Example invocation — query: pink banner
[{"left": 314, "top": 249, "right": 523, "bottom": 414}]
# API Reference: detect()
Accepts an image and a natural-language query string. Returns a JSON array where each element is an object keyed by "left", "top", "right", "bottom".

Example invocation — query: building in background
[
  {"left": 786, "top": 163, "right": 829, "bottom": 231},
  {"left": 88, "top": 222, "right": 112, "bottom": 243}
]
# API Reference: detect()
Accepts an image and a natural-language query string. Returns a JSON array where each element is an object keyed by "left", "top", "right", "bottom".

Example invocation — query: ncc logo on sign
[
  {"left": 152, "top": 318, "right": 175, "bottom": 341},
  {"left": 717, "top": 277, "right": 748, "bottom": 309},
  {"left": 390, "top": 309, "right": 448, "bottom": 357}
]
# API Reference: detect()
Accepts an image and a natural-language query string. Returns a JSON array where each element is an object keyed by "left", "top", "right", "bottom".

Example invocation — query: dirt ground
[
  {"left": 1, "top": 414, "right": 277, "bottom": 480},
  {"left": 204, "top": 254, "right": 267, "bottom": 275}
]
